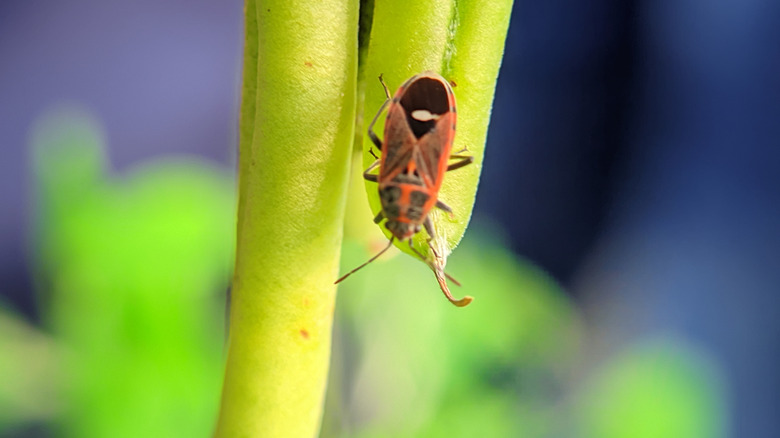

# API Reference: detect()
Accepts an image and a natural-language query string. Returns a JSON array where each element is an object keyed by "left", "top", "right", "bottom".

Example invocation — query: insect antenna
[{"left": 334, "top": 237, "right": 395, "bottom": 284}]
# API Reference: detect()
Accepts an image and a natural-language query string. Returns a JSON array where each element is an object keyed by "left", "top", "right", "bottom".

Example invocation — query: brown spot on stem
[
  {"left": 304, "top": 61, "right": 313, "bottom": 67},
  {"left": 300, "top": 329, "right": 310, "bottom": 339}
]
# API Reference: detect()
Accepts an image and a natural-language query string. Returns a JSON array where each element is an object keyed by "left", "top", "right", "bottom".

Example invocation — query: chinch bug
[{"left": 336, "top": 71, "right": 474, "bottom": 307}]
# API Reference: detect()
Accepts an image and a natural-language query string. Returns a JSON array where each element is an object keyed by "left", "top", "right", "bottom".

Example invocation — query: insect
[{"left": 335, "top": 71, "right": 474, "bottom": 307}]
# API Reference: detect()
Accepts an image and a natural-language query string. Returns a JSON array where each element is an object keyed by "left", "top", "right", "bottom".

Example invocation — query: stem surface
[{"left": 215, "top": 0, "right": 358, "bottom": 436}]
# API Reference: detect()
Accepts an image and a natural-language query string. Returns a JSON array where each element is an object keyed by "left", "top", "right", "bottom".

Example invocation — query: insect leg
[
  {"left": 434, "top": 200, "right": 453, "bottom": 214},
  {"left": 367, "top": 100, "right": 389, "bottom": 150},
  {"left": 422, "top": 218, "right": 438, "bottom": 261},
  {"left": 423, "top": 217, "right": 441, "bottom": 251},
  {"left": 448, "top": 146, "right": 472, "bottom": 162},
  {"left": 378, "top": 74, "right": 391, "bottom": 99},
  {"left": 363, "top": 159, "right": 380, "bottom": 183},
  {"left": 424, "top": 216, "right": 436, "bottom": 237},
  {"left": 373, "top": 211, "right": 385, "bottom": 224},
  {"left": 367, "top": 78, "right": 393, "bottom": 151},
  {"left": 446, "top": 156, "right": 474, "bottom": 172},
  {"left": 334, "top": 237, "right": 395, "bottom": 284},
  {"left": 452, "top": 146, "right": 470, "bottom": 155}
]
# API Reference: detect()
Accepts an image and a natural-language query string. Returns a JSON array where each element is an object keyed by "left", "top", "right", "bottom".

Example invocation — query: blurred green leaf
[
  {"left": 31, "top": 107, "right": 234, "bottom": 437},
  {"left": 578, "top": 340, "right": 728, "bottom": 438}
]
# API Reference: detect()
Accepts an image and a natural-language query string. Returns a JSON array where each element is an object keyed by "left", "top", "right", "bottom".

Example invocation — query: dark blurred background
[{"left": 2, "top": 0, "right": 779, "bottom": 437}]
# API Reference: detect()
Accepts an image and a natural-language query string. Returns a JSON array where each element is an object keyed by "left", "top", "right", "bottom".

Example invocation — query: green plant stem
[{"left": 214, "top": 0, "right": 357, "bottom": 436}]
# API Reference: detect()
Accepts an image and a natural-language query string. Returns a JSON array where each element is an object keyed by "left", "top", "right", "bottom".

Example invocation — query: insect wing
[
  {"left": 380, "top": 73, "right": 457, "bottom": 188},
  {"left": 414, "top": 110, "right": 455, "bottom": 188},
  {"left": 379, "top": 101, "right": 417, "bottom": 182}
]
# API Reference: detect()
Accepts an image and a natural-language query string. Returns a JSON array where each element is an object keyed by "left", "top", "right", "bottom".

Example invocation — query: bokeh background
[{"left": 2, "top": 1, "right": 779, "bottom": 437}]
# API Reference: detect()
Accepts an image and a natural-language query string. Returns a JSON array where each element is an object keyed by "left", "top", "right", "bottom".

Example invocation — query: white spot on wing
[{"left": 411, "top": 109, "right": 439, "bottom": 122}]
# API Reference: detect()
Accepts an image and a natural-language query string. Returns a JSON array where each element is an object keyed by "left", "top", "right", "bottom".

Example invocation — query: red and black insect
[{"left": 336, "top": 71, "right": 474, "bottom": 307}]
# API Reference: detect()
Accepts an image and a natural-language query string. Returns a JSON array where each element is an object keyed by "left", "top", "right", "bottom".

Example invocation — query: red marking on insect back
[{"left": 335, "top": 71, "right": 474, "bottom": 307}]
